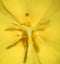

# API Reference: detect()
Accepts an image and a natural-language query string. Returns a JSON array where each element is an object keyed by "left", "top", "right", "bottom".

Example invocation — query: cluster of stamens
[{"left": 5, "top": 18, "right": 50, "bottom": 64}]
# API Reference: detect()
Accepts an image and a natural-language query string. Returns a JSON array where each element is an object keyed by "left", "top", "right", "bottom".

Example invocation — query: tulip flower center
[
  {"left": 5, "top": 18, "right": 50, "bottom": 49},
  {"left": 5, "top": 17, "right": 50, "bottom": 63}
]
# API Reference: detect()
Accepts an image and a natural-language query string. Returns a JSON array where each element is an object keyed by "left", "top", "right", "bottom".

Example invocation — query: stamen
[
  {"left": 6, "top": 38, "right": 21, "bottom": 49},
  {"left": 21, "top": 38, "right": 28, "bottom": 63},
  {"left": 32, "top": 33, "right": 39, "bottom": 52},
  {"left": 11, "top": 22, "right": 20, "bottom": 27},
  {"left": 34, "top": 18, "right": 50, "bottom": 31},
  {"left": 24, "top": 45, "right": 28, "bottom": 63},
  {"left": 5, "top": 28, "right": 23, "bottom": 31}
]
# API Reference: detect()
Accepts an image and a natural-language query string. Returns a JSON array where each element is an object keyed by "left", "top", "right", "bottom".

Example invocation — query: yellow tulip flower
[{"left": 0, "top": 0, "right": 60, "bottom": 64}]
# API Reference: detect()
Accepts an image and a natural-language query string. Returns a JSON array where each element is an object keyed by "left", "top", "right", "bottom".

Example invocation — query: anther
[{"left": 25, "top": 12, "right": 29, "bottom": 17}]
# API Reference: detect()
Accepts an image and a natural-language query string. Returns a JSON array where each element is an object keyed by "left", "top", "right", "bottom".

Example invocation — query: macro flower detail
[
  {"left": 5, "top": 16, "right": 50, "bottom": 63},
  {"left": 0, "top": 0, "right": 60, "bottom": 64}
]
